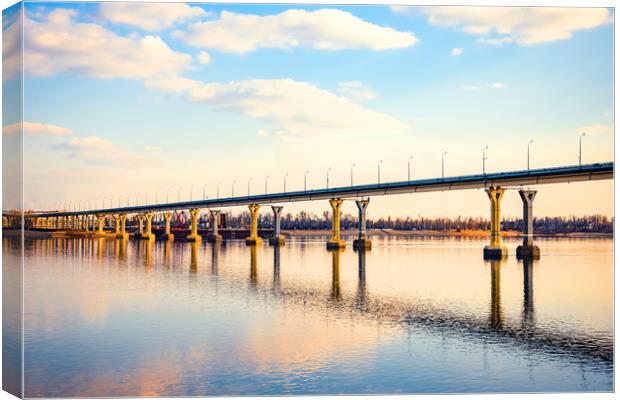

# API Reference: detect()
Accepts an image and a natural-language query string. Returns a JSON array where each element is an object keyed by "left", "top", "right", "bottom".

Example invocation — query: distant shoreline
[{"left": 7, "top": 228, "right": 613, "bottom": 240}]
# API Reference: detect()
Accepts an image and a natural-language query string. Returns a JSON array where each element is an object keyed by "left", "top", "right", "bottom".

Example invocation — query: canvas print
[{"left": 1, "top": 1, "right": 615, "bottom": 397}]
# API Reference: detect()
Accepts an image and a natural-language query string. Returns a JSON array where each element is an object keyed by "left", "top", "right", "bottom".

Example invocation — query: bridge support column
[
  {"left": 327, "top": 198, "right": 345, "bottom": 249},
  {"left": 142, "top": 212, "right": 155, "bottom": 240},
  {"left": 117, "top": 214, "right": 129, "bottom": 240},
  {"left": 95, "top": 215, "right": 105, "bottom": 236},
  {"left": 516, "top": 190, "right": 540, "bottom": 260},
  {"left": 246, "top": 204, "right": 262, "bottom": 245},
  {"left": 187, "top": 209, "right": 202, "bottom": 242},
  {"left": 113, "top": 215, "right": 120, "bottom": 236},
  {"left": 135, "top": 215, "right": 144, "bottom": 239},
  {"left": 85, "top": 215, "right": 90, "bottom": 232},
  {"left": 207, "top": 210, "right": 222, "bottom": 243},
  {"left": 161, "top": 212, "right": 174, "bottom": 241},
  {"left": 483, "top": 186, "right": 507, "bottom": 259},
  {"left": 268, "top": 206, "right": 285, "bottom": 246},
  {"left": 353, "top": 198, "right": 371, "bottom": 250}
]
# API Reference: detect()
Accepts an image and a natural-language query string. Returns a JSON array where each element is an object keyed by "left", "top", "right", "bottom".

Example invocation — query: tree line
[{"left": 219, "top": 210, "right": 613, "bottom": 234}]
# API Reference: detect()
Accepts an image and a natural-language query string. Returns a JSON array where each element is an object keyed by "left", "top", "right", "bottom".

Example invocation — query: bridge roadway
[{"left": 33, "top": 162, "right": 613, "bottom": 218}]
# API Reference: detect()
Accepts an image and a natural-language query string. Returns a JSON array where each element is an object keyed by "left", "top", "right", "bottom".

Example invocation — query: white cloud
[
  {"left": 578, "top": 124, "right": 613, "bottom": 136},
  {"left": 173, "top": 9, "right": 418, "bottom": 53},
  {"left": 337, "top": 81, "right": 376, "bottom": 102},
  {"left": 415, "top": 6, "right": 611, "bottom": 46},
  {"left": 99, "top": 3, "right": 208, "bottom": 31},
  {"left": 451, "top": 47, "right": 463, "bottom": 56},
  {"left": 145, "top": 77, "right": 408, "bottom": 137},
  {"left": 54, "top": 135, "right": 146, "bottom": 165},
  {"left": 24, "top": 8, "right": 192, "bottom": 79},
  {"left": 462, "top": 82, "right": 506, "bottom": 91},
  {"left": 477, "top": 36, "right": 514, "bottom": 46},
  {"left": 4, "top": 121, "right": 73, "bottom": 136},
  {"left": 197, "top": 51, "right": 212, "bottom": 65}
]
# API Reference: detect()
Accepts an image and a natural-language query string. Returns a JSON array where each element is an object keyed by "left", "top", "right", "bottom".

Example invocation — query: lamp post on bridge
[
  {"left": 378, "top": 160, "right": 383, "bottom": 184},
  {"left": 408, "top": 156, "right": 413, "bottom": 181},
  {"left": 265, "top": 175, "right": 269, "bottom": 195},
  {"left": 441, "top": 151, "right": 447, "bottom": 178},
  {"left": 247, "top": 178, "right": 252, "bottom": 196},
  {"left": 579, "top": 132, "right": 586, "bottom": 166},
  {"left": 203, "top": 184, "right": 207, "bottom": 200},
  {"left": 326, "top": 168, "right": 331, "bottom": 189},
  {"left": 283, "top": 173, "right": 288, "bottom": 192},
  {"left": 350, "top": 163, "right": 356, "bottom": 187},
  {"left": 483, "top": 145, "right": 488, "bottom": 175},
  {"left": 527, "top": 139, "right": 533, "bottom": 171},
  {"left": 304, "top": 169, "right": 309, "bottom": 192}
]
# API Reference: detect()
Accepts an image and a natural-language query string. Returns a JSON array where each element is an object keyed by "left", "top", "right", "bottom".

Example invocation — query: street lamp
[
  {"left": 326, "top": 168, "right": 331, "bottom": 189},
  {"left": 527, "top": 139, "right": 534, "bottom": 171},
  {"left": 378, "top": 160, "right": 383, "bottom": 184},
  {"left": 265, "top": 175, "right": 269, "bottom": 195},
  {"left": 441, "top": 151, "right": 447, "bottom": 178},
  {"left": 579, "top": 132, "right": 586, "bottom": 166},
  {"left": 408, "top": 156, "right": 413, "bottom": 181},
  {"left": 350, "top": 163, "right": 356, "bottom": 187},
  {"left": 203, "top": 184, "right": 207, "bottom": 200},
  {"left": 304, "top": 169, "right": 309, "bottom": 191},
  {"left": 483, "top": 145, "right": 488, "bottom": 175},
  {"left": 283, "top": 173, "right": 288, "bottom": 192}
]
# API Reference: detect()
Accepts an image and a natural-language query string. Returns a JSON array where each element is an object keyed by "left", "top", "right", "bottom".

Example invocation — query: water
[{"left": 6, "top": 235, "right": 614, "bottom": 396}]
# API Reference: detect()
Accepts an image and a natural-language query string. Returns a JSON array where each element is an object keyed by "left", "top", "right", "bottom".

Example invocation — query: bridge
[{"left": 14, "top": 161, "right": 614, "bottom": 259}]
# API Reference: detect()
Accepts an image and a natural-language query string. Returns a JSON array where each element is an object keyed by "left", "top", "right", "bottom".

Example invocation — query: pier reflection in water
[{"left": 13, "top": 235, "right": 613, "bottom": 397}]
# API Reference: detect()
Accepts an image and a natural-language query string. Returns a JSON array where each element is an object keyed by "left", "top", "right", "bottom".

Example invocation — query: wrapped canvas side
[{"left": 2, "top": 2, "right": 23, "bottom": 398}]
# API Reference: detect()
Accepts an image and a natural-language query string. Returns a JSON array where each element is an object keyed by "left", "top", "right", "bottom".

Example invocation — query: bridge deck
[{"left": 30, "top": 162, "right": 613, "bottom": 217}]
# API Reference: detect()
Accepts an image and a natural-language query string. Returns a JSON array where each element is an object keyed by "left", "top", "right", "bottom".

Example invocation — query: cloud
[
  {"left": 23, "top": 8, "right": 192, "bottom": 79},
  {"left": 337, "top": 80, "right": 376, "bottom": 102},
  {"left": 451, "top": 47, "right": 463, "bottom": 56},
  {"left": 173, "top": 9, "right": 418, "bottom": 53},
  {"left": 410, "top": 6, "right": 612, "bottom": 46},
  {"left": 577, "top": 124, "right": 613, "bottom": 136},
  {"left": 99, "top": 3, "right": 208, "bottom": 31},
  {"left": 462, "top": 82, "right": 505, "bottom": 91},
  {"left": 197, "top": 51, "right": 211, "bottom": 65},
  {"left": 145, "top": 77, "right": 408, "bottom": 137},
  {"left": 53, "top": 135, "right": 145, "bottom": 165},
  {"left": 257, "top": 130, "right": 272, "bottom": 137},
  {"left": 4, "top": 121, "right": 73, "bottom": 136},
  {"left": 477, "top": 36, "right": 514, "bottom": 46},
  {"left": 3, "top": 8, "right": 22, "bottom": 80}
]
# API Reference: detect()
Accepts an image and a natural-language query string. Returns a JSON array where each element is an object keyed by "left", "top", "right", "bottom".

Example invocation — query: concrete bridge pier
[
  {"left": 141, "top": 212, "right": 155, "bottom": 241},
  {"left": 268, "top": 205, "right": 285, "bottom": 246},
  {"left": 187, "top": 209, "right": 202, "bottom": 242},
  {"left": 134, "top": 214, "right": 144, "bottom": 239},
  {"left": 207, "top": 210, "right": 222, "bottom": 243},
  {"left": 161, "top": 212, "right": 174, "bottom": 241},
  {"left": 353, "top": 198, "right": 371, "bottom": 250},
  {"left": 516, "top": 190, "right": 540, "bottom": 260},
  {"left": 246, "top": 204, "right": 262, "bottom": 245},
  {"left": 113, "top": 215, "right": 121, "bottom": 237},
  {"left": 95, "top": 215, "right": 106, "bottom": 237},
  {"left": 483, "top": 186, "right": 507, "bottom": 259},
  {"left": 327, "top": 198, "right": 345, "bottom": 249},
  {"left": 117, "top": 214, "right": 129, "bottom": 240}
]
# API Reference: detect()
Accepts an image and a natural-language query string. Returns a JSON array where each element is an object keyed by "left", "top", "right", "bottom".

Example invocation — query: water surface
[{"left": 8, "top": 235, "right": 613, "bottom": 396}]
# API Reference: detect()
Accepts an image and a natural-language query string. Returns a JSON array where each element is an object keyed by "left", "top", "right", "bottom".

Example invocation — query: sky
[{"left": 2, "top": 1, "right": 615, "bottom": 219}]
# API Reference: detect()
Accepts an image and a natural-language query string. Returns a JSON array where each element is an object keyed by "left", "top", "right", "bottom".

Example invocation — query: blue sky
[{"left": 3, "top": 2, "right": 614, "bottom": 217}]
